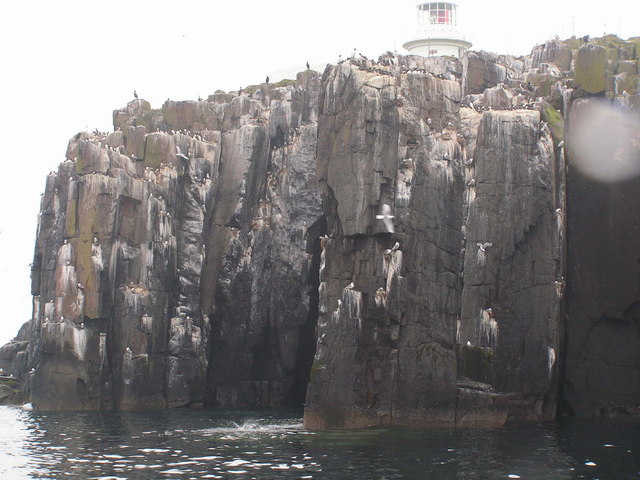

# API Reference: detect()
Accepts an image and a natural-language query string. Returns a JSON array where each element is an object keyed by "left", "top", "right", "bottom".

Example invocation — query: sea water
[{"left": 0, "top": 405, "right": 639, "bottom": 479}]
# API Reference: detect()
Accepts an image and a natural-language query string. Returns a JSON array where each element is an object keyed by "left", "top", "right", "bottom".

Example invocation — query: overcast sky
[{"left": 0, "top": 0, "right": 638, "bottom": 345}]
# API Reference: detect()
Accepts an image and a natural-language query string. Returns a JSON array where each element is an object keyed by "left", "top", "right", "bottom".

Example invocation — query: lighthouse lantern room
[{"left": 403, "top": 2, "right": 472, "bottom": 58}]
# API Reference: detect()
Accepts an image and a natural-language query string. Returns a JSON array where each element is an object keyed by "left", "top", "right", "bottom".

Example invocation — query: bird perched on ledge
[{"left": 476, "top": 242, "right": 493, "bottom": 267}]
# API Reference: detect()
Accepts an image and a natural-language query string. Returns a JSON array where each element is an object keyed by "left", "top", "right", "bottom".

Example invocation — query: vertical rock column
[
  {"left": 305, "top": 60, "right": 465, "bottom": 428},
  {"left": 457, "top": 110, "right": 560, "bottom": 424},
  {"left": 563, "top": 85, "right": 640, "bottom": 415},
  {"left": 28, "top": 102, "right": 221, "bottom": 409}
]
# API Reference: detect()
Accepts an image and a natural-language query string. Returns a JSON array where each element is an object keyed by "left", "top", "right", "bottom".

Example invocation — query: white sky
[{"left": 0, "top": 0, "right": 638, "bottom": 345}]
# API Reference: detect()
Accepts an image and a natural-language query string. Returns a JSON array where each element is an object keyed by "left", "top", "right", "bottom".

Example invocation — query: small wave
[
  {"left": 198, "top": 419, "right": 303, "bottom": 435},
  {"left": 138, "top": 448, "right": 170, "bottom": 453}
]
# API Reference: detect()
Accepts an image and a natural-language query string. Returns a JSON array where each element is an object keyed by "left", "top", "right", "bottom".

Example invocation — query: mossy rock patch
[
  {"left": 542, "top": 103, "right": 565, "bottom": 143},
  {"left": 575, "top": 44, "right": 607, "bottom": 94},
  {"left": 457, "top": 344, "right": 494, "bottom": 383}
]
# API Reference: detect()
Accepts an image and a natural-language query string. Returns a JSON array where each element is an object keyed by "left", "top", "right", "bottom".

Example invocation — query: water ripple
[{"left": 2, "top": 406, "right": 640, "bottom": 479}]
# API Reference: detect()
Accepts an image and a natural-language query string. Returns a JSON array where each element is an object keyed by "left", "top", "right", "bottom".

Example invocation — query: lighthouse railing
[{"left": 415, "top": 22, "right": 464, "bottom": 40}]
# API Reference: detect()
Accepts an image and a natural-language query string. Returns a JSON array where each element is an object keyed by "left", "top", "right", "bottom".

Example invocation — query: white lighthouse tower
[{"left": 403, "top": 2, "right": 472, "bottom": 58}]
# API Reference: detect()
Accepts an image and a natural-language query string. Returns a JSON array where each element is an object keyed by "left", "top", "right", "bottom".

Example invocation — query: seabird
[
  {"left": 427, "top": 117, "right": 432, "bottom": 125},
  {"left": 176, "top": 145, "right": 189, "bottom": 161},
  {"left": 77, "top": 282, "right": 84, "bottom": 290},
  {"left": 401, "top": 158, "right": 414, "bottom": 169},
  {"left": 477, "top": 242, "right": 492, "bottom": 267},
  {"left": 306, "top": 61, "right": 310, "bottom": 70},
  {"left": 477, "top": 242, "right": 492, "bottom": 252},
  {"left": 265, "top": 75, "right": 269, "bottom": 84},
  {"left": 63, "top": 238, "right": 68, "bottom": 244},
  {"left": 345, "top": 282, "right": 355, "bottom": 289},
  {"left": 125, "top": 346, "right": 132, "bottom": 354},
  {"left": 443, "top": 152, "right": 451, "bottom": 161},
  {"left": 557, "top": 140, "right": 565, "bottom": 148},
  {"left": 391, "top": 242, "right": 400, "bottom": 252},
  {"left": 384, "top": 248, "right": 392, "bottom": 255},
  {"left": 134, "top": 90, "right": 138, "bottom": 100},
  {"left": 30, "top": 368, "right": 36, "bottom": 374},
  {"left": 375, "top": 203, "right": 395, "bottom": 233},
  {"left": 555, "top": 208, "right": 563, "bottom": 233},
  {"left": 554, "top": 279, "right": 564, "bottom": 299}
]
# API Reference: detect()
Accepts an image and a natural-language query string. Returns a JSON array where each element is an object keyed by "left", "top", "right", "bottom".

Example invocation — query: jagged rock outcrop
[
  {"left": 21, "top": 71, "right": 323, "bottom": 410},
  {"left": 3, "top": 34, "right": 640, "bottom": 428}
]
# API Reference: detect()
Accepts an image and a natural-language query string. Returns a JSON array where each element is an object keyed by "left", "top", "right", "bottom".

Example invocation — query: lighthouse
[{"left": 403, "top": 2, "right": 472, "bottom": 58}]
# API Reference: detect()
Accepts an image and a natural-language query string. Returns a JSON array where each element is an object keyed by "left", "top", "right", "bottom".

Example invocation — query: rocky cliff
[{"left": 2, "top": 34, "right": 640, "bottom": 428}]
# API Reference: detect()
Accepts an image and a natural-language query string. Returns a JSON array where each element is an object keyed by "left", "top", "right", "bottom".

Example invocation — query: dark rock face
[
  {"left": 305, "top": 57, "right": 465, "bottom": 428},
  {"left": 563, "top": 95, "right": 640, "bottom": 416},
  {"left": 204, "top": 77, "right": 323, "bottom": 408},
  {"left": 458, "top": 110, "right": 560, "bottom": 423},
  {"left": 304, "top": 51, "right": 560, "bottom": 428},
  {"left": 3, "top": 35, "right": 640, "bottom": 427}
]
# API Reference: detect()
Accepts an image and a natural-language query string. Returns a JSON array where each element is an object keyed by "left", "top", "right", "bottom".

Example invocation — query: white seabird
[
  {"left": 375, "top": 203, "right": 395, "bottom": 233},
  {"left": 176, "top": 145, "right": 189, "bottom": 161},
  {"left": 477, "top": 242, "right": 492, "bottom": 252},
  {"left": 391, "top": 242, "right": 400, "bottom": 252},
  {"left": 476, "top": 242, "right": 493, "bottom": 267}
]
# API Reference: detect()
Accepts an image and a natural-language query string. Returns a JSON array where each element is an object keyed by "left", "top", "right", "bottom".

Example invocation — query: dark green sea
[{"left": 1, "top": 405, "right": 639, "bottom": 479}]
